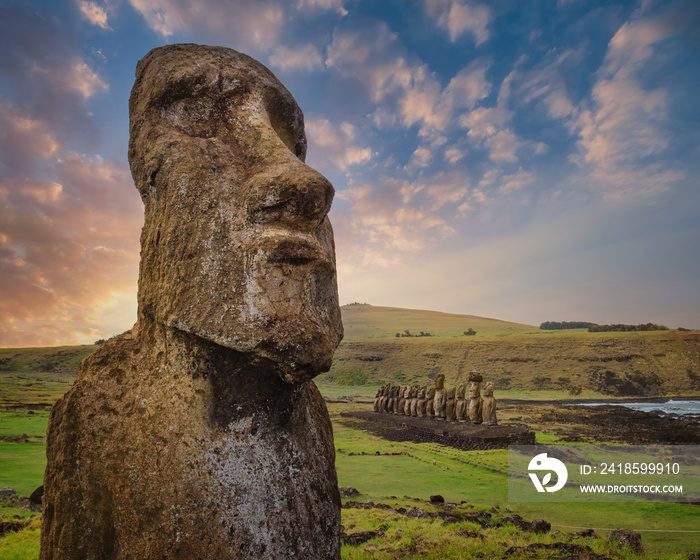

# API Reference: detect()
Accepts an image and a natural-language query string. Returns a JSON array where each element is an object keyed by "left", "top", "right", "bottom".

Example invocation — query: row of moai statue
[{"left": 373, "top": 371, "right": 497, "bottom": 424}]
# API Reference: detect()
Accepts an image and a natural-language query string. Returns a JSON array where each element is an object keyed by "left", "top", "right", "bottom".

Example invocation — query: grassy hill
[
  {"left": 341, "top": 304, "right": 536, "bottom": 339},
  {"left": 1, "top": 307, "right": 699, "bottom": 399}
]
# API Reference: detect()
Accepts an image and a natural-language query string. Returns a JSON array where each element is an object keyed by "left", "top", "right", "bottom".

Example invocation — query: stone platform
[{"left": 340, "top": 411, "right": 535, "bottom": 450}]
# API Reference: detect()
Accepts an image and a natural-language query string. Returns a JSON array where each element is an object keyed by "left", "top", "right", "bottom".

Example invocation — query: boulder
[{"left": 606, "top": 529, "right": 644, "bottom": 555}]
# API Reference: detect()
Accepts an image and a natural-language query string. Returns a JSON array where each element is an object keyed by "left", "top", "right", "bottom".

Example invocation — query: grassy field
[
  {"left": 341, "top": 304, "right": 537, "bottom": 339},
  {"left": 330, "top": 404, "right": 700, "bottom": 558},
  {"left": 1, "top": 306, "right": 699, "bottom": 558}
]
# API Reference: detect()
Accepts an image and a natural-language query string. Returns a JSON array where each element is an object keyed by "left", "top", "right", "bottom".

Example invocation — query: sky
[{"left": 0, "top": 0, "right": 699, "bottom": 347}]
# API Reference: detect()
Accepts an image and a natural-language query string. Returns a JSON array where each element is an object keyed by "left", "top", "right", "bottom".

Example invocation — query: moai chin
[
  {"left": 482, "top": 381, "right": 497, "bottom": 424},
  {"left": 433, "top": 374, "right": 447, "bottom": 420},
  {"left": 41, "top": 44, "right": 344, "bottom": 560}
]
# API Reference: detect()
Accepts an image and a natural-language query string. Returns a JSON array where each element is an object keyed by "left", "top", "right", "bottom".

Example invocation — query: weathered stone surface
[
  {"left": 426, "top": 386, "right": 435, "bottom": 417},
  {"left": 482, "top": 381, "right": 497, "bottom": 424},
  {"left": 41, "top": 44, "right": 343, "bottom": 560},
  {"left": 455, "top": 383, "right": 467, "bottom": 422},
  {"left": 469, "top": 381, "right": 483, "bottom": 424},
  {"left": 606, "top": 529, "right": 645, "bottom": 555},
  {"left": 434, "top": 374, "right": 446, "bottom": 420},
  {"left": 446, "top": 387, "right": 457, "bottom": 421}
]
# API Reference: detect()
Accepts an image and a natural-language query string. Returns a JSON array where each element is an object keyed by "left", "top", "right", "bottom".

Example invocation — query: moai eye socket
[{"left": 264, "top": 86, "right": 307, "bottom": 161}]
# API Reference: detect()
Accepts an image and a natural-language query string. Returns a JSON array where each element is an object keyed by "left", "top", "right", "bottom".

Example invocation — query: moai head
[
  {"left": 434, "top": 374, "right": 445, "bottom": 390},
  {"left": 469, "top": 382, "right": 481, "bottom": 398},
  {"left": 426, "top": 386, "right": 435, "bottom": 399},
  {"left": 468, "top": 371, "right": 483, "bottom": 383},
  {"left": 418, "top": 386, "right": 426, "bottom": 398},
  {"left": 483, "top": 381, "right": 494, "bottom": 397},
  {"left": 456, "top": 383, "right": 466, "bottom": 399},
  {"left": 128, "top": 44, "right": 342, "bottom": 382},
  {"left": 447, "top": 386, "right": 456, "bottom": 399}
]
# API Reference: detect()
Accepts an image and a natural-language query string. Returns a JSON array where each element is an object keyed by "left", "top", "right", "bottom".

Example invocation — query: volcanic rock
[{"left": 41, "top": 44, "right": 343, "bottom": 560}]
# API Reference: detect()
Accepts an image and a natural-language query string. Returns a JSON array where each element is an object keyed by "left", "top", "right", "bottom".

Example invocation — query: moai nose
[{"left": 246, "top": 163, "right": 335, "bottom": 231}]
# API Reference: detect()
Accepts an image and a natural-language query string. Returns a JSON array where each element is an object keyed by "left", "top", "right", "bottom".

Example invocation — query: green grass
[
  {"left": 323, "top": 327, "right": 700, "bottom": 397},
  {"left": 339, "top": 505, "right": 642, "bottom": 560},
  {"left": 341, "top": 304, "right": 536, "bottom": 339},
  {"left": 331, "top": 412, "right": 700, "bottom": 558},
  {"left": 0, "top": 441, "right": 46, "bottom": 496},
  {"left": 0, "top": 513, "right": 41, "bottom": 560}
]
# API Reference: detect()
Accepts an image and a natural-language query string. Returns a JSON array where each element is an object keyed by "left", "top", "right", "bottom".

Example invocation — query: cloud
[
  {"left": 327, "top": 24, "right": 493, "bottom": 138},
  {"left": 335, "top": 176, "right": 458, "bottom": 259},
  {"left": 0, "top": 6, "right": 107, "bottom": 106},
  {"left": 408, "top": 146, "right": 432, "bottom": 169},
  {"left": 297, "top": 0, "right": 348, "bottom": 16},
  {"left": 568, "top": 8, "right": 688, "bottom": 198},
  {"left": 0, "top": 101, "right": 60, "bottom": 173},
  {"left": 305, "top": 118, "right": 372, "bottom": 171},
  {"left": 0, "top": 155, "right": 142, "bottom": 347},
  {"left": 78, "top": 1, "right": 110, "bottom": 29},
  {"left": 424, "top": 0, "right": 493, "bottom": 45},
  {"left": 30, "top": 58, "right": 108, "bottom": 100},
  {"left": 269, "top": 44, "right": 323, "bottom": 72},
  {"left": 444, "top": 147, "right": 464, "bottom": 163},
  {"left": 127, "top": 0, "right": 285, "bottom": 47},
  {"left": 498, "top": 168, "right": 535, "bottom": 194}
]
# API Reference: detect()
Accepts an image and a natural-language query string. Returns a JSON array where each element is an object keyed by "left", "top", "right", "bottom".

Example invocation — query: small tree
[{"left": 464, "top": 328, "right": 477, "bottom": 336}]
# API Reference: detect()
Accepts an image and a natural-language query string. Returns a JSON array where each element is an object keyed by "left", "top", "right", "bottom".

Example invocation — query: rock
[
  {"left": 29, "top": 485, "right": 43, "bottom": 505},
  {"left": 405, "top": 507, "right": 431, "bottom": 519},
  {"left": 429, "top": 494, "right": 445, "bottom": 503},
  {"left": 339, "top": 486, "right": 360, "bottom": 498},
  {"left": 0, "top": 487, "right": 16, "bottom": 500},
  {"left": 576, "top": 529, "right": 597, "bottom": 538},
  {"left": 606, "top": 529, "right": 644, "bottom": 555},
  {"left": 341, "top": 531, "right": 377, "bottom": 545},
  {"left": 0, "top": 518, "right": 31, "bottom": 537},
  {"left": 468, "top": 371, "right": 483, "bottom": 382},
  {"left": 529, "top": 519, "right": 551, "bottom": 534},
  {"left": 41, "top": 44, "right": 343, "bottom": 560}
]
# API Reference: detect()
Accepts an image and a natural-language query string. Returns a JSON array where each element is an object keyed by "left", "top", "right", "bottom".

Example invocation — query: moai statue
[
  {"left": 407, "top": 385, "right": 416, "bottom": 417},
  {"left": 392, "top": 385, "right": 401, "bottom": 414},
  {"left": 433, "top": 374, "right": 446, "bottom": 420},
  {"left": 455, "top": 383, "right": 467, "bottom": 422},
  {"left": 381, "top": 383, "right": 391, "bottom": 413},
  {"left": 385, "top": 384, "right": 394, "bottom": 413},
  {"left": 41, "top": 44, "right": 344, "bottom": 560},
  {"left": 425, "top": 386, "right": 435, "bottom": 417},
  {"left": 397, "top": 386, "right": 406, "bottom": 415},
  {"left": 446, "top": 386, "right": 457, "bottom": 421},
  {"left": 469, "top": 381, "right": 483, "bottom": 424},
  {"left": 403, "top": 385, "right": 412, "bottom": 416},
  {"left": 482, "top": 381, "right": 497, "bottom": 424},
  {"left": 374, "top": 386, "right": 382, "bottom": 412},
  {"left": 417, "top": 386, "right": 427, "bottom": 417}
]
